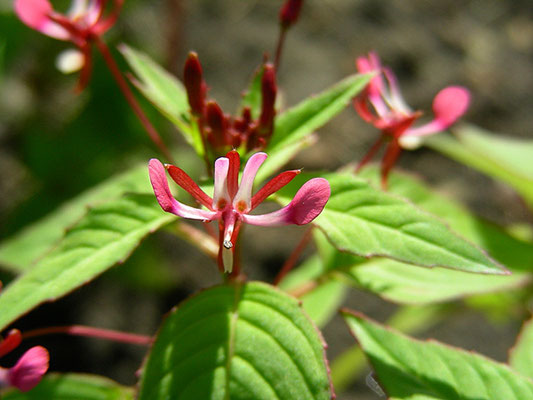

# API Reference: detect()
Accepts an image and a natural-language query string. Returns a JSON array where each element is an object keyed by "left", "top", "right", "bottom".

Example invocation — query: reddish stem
[
  {"left": 94, "top": 37, "right": 175, "bottom": 163},
  {"left": 274, "top": 27, "right": 288, "bottom": 71},
  {"left": 274, "top": 226, "right": 313, "bottom": 286},
  {"left": 380, "top": 139, "right": 402, "bottom": 189},
  {"left": 22, "top": 325, "right": 153, "bottom": 346},
  {"left": 355, "top": 133, "right": 385, "bottom": 173}
]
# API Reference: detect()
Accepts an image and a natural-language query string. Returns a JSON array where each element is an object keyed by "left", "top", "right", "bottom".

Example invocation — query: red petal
[
  {"left": 225, "top": 150, "right": 240, "bottom": 199},
  {"left": 0, "top": 330, "right": 22, "bottom": 359},
  {"left": 251, "top": 170, "right": 300, "bottom": 210},
  {"left": 166, "top": 165, "right": 213, "bottom": 210}
]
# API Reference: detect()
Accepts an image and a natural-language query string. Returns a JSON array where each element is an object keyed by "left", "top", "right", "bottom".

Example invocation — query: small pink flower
[
  {"left": 0, "top": 330, "right": 49, "bottom": 392},
  {"left": 354, "top": 52, "right": 470, "bottom": 187},
  {"left": 15, "top": 0, "right": 123, "bottom": 91},
  {"left": 149, "top": 151, "right": 331, "bottom": 273}
]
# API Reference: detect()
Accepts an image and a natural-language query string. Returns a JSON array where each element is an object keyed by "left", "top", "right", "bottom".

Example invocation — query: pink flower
[
  {"left": 0, "top": 330, "right": 49, "bottom": 392},
  {"left": 354, "top": 52, "right": 470, "bottom": 187},
  {"left": 15, "top": 0, "right": 123, "bottom": 91},
  {"left": 149, "top": 151, "right": 331, "bottom": 273}
]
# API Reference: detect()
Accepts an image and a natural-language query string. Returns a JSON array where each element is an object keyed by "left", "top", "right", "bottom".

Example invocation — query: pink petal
[
  {"left": 432, "top": 86, "right": 470, "bottom": 128},
  {"left": 233, "top": 152, "right": 267, "bottom": 211},
  {"left": 7, "top": 346, "right": 49, "bottom": 392},
  {"left": 406, "top": 86, "right": 470, "bottom": 137},
  {"left": 213, "top": 157, "right": 230, "bottom": 210},
  {"left": 15, "top": 0, "right": 71, "bottom": 40},
  {"left": 243, "top": 178, "right": 330, "bottom": 226},
  {"left": 148, "top": 159, "right": 217, "bottom": 221}
]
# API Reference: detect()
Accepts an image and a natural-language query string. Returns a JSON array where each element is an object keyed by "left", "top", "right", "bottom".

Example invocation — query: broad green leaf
[
  {"left": 0, "top": 194, "right": 176, "bottom": 331},
  {"left": 0, "top": 165, "right": 151, "bottom": 273},
  {"left": 331, "top": 305, "right": 449, "bottom": 393},
  {"left": 278, "top": 172, "right": 506, "bottom": 275},
  {"left": 279, "top": 255, "right": 347, "bottom": 328},
  {"left": 343, "top": 310, "right": 533, "bottom": 400},
  {"left": 510, "top": 317, "right": 533, "bottom": 379},
  {"left": 138, "top": 281, "right": 332, "bottom": 400},
  {"left": 358, "top": 166, "right": 533, "bottom": 272},
  {"left": 239, "top": 65, "right": 264, "bottom": 120},
  {"left": 2, "top": 373, "right": 134, "bottom": 400},
  {"left": 259, "top": 73, "right": 371, "bottom": 180},
  {"left": 119, "top": 45, "right": 204, "bottom": 156},
  {"left": 313, "top": 228, "right": 525, "bottom": 305},
  {"left": 425, "top": 125, "right": 533, "bottom": 207},
  {"left": 346, "top": 257, "right": 528, "bottom": 305}
]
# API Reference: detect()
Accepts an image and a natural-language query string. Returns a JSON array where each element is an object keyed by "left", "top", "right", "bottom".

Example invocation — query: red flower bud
[
  {"left": 279, "top": 0, "right": 304, "bottom": 28},
  {"left": 184, "top": 52, "right": 206, "bottom": 116},
  {"left": 206, "top": 101, "right": 229, "bottom": 148},
  {"left": 258, "top": 64, "right": 277, "bottom": 137}
]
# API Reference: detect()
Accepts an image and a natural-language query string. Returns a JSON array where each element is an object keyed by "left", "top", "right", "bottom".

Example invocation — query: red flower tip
[
  {"left": 279, "top": 0, "right": 304, "bottom": 28},
  {"left": 0, "top": 330, "right": 23, "bottom": 359},
  {"left": 184, "top": 52, "right": 206, "bottom": 116}
]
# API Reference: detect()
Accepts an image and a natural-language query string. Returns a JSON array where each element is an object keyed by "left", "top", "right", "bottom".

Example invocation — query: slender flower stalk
[
  {"left": 275, "top": 0, "right": 304, "bottom": 70},
  {"left": 0, "top": 329, "right": 48, "bottom": 392},
  {"left": 21, "top": 325, "right": 153, "bottom": 346},
  {"left": 15, "top": 0, "right": 174, "bottom": 163},
  {"left": 354, "top": 52, "right": 470, "bottom": 188},
  {"left": 149, "top": 151, "right": 330, "bottom": 274},
  {"left": 273, "top": 225, "right": 313, "bottom": 285}
]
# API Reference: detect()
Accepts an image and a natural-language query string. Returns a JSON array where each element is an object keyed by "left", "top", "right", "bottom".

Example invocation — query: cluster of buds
[
  {"left": 15, "top": 0, "right": 123, "bottom": 91},
  {"left": 0, "top": 329, "right": 49, "bottom": 392},
  {"left": 184, "top": 52, "right": 277, "bottom": 156},
  {"left": 149, "top": 151, "right": 330, "bottom": 274},
  {"left": 354, "top": 52, "right": 470, "bottom": 187}
]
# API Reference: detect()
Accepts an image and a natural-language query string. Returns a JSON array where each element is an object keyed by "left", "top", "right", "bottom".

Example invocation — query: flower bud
[
  {"left": 279, "top": 0, "right": 304, "bottom": 28},
  {"left": 184, "top": 52, "right": 206, "bottom": 116},
  {"left": 258, "top": 64, "right": 277, "bottom": 137}
]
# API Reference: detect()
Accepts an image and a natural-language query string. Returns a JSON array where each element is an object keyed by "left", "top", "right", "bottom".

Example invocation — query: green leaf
[
  {"left": 313, "top": 226, "right": 525, "bottom": 305},
  {"left": 259, "top": 73, "right": 371, "bottom": 180},
  {"left": 346, "top": 257, "right": 528, "bottom": 305},
  {"left": 0, "top": 165, "right": 151, "bottom": 273},
  {"left": 331, "top": 304, "right": 449, "bottom": 393},
  {"left": 510, "top": 317, "right": 533, "bottom": 379},
  {"left": 425, "top": 125, "right": 533, "bottom": 207},
  {"left": 279, "top": 255, "right": 348, "bottom": 328},
  {"left": 278, "top": 172, "right": 506, "bottom": 275},
  {"left": 119, "top": 45, "right": 204, "bottom": 156},
  {"left": 2, "top": 373, "right": 134, "bottom": 400},
  {"left": 358, "top": 166, "right": 533, "bottom": 272},
  {"left": 138, "top": 281, "right": 332, "bottom": 400},
  {"left": 0, "top": 194, "right": 176, "bottom": 331},
  {"left": 343, "top": 310, "right": 533, "bottom": 400}
]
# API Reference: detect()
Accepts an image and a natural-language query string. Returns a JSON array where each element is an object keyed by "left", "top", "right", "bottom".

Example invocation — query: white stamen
[
  {"left": 223, "top": 240, "right": 233, "bottom": 249},
  {"left": 222, "top": 247, "right": 233, "bottom": 273},
  {"left": 398, "top": 135, "right": 423, "bottom": 150},
  {"left": 56, "top": 49, "right": 84, "bottom": 74}
]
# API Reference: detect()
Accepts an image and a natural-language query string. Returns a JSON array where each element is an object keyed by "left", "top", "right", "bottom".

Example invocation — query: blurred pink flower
[
  {"left": 15, "top": 0, "right": 123, "bottom": 91},
  {"left": 0, "top": 329, "right": 49, "bottom": 392},
  {"left": 354, "top": 52, "right": 470, "bottom": 187},
  {"left": 149, "top": 151, "right": 330, "bottom": 273}
]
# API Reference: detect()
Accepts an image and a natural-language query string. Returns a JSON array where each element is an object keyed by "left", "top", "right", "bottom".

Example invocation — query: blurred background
[{"left": 1, "top": 0, "right": 533, "bottom": 398}]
